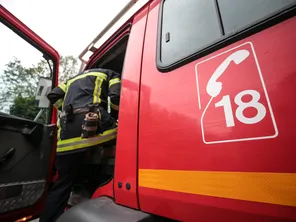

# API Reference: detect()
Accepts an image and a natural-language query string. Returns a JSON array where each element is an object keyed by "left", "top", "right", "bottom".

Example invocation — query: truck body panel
[
  {"left": 137, "top": 2, "right": 296, "bottom": 221},
  {"left": 1, "top": 0, "right": 296, "bottom": 221}
]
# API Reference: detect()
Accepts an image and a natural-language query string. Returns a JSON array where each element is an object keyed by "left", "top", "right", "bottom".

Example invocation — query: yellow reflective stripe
[
  {"left": 93, "top": 77, "right": 103, "bottom": 104},
  {"left": 63, "top": 72, "right": 107, "bottom": 109},
  {"left": 58, "top": 83, "right": 67, "bottom": 92},
  {"left": 57, "top": 134, "right": 117, "bottom": 152},
  {"left": 58, "top": 128, "right": 117, "bottom": 145},
  {"left": 109, "top": 78, "right": 120, "bottom": 87},
  {"left": 57, "top": 128, "right": 117, "bottom": 152},
  {"left": 110, "top": 102, "right": 119, "bottom": 111},
  {"left": 54, "top": 99, "right": 63, "bottom": 109},
  {"left": 57, "top": 118, "right": 61, "bottom": 141},
  {"left": 67, "top": 72, "right": 107, "bottom": 86},
  {"left": 93, "top": 77, "right": 100, "bottom": 104}
]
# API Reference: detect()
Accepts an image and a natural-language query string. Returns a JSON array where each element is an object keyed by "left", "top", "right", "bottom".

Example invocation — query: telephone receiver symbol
[{"left": 206, "top": 50, "right": 250, "bottom": 97}]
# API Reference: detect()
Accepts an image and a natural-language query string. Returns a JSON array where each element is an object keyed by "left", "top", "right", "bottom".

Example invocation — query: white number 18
[{"left": 215, "top": 89, "right": 266, "bottom": 127}]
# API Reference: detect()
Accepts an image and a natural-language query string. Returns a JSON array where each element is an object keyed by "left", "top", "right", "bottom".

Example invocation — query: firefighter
[{"left": 40, "top": 68, "right": 121, "bottom": 222}]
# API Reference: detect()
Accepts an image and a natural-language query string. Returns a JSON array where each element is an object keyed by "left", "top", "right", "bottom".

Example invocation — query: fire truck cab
[{"left": 0, "top": 0, "right": 296, "bottom": 221}]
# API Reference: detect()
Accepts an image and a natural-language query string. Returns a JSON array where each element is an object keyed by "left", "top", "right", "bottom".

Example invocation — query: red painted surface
[
  {"left": 2, "top": 0, "right": 296, "bottom": 221},
  {"left": 92, "top": 179, "right": 114, "bottom": 199},
  {"left": 139, "top": 187, "right": 295, "bottom": 222},
  {"left": 197, "top": 42, "right": 277, "bottom": 144},
  {"left": 0, "top": 5, "right": 59, "bottom": 222},
  {"left": 113, "top": 5, "right": 149, "bottom": 209},
  {"left": 138, "top": 2, "right": 296, "bottom": 222},
  {"left": 51, "top": 170, "right": 58, "bottom": 183}
]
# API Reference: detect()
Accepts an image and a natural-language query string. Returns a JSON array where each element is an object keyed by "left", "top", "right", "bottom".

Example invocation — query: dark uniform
[{"left": 40, "top": 68, "right": 121, "bottom": 222}]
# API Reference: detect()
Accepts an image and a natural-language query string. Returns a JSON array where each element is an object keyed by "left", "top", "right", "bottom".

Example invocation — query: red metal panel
[
  {"left": 92, "top": 179, "right": 114, "bottom": 199},
  {"left": 139, "top": 187, "right": 295, "bottom": 222},
  {"left": 138, "top": 1, "right": 296, "bottom": 221},
  {"left": 113, "top": 5, "right": 149, "bottom": 209}
]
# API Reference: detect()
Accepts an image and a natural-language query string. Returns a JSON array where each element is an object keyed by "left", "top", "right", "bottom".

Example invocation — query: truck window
[
  {"left": 91, "top": 35, "right": 129, "bottom": 74},
  {"left": 157, "top": 0, "right": 296, "bottom": 70},
  {"left": 0, "top": 22, "right": 53, "bottom": 124},
  {"left": 159, "top": 0, "right": 221, "bottom": 66},
  {"left": 219, "top": 0, "right": 296, "bottom": 34}
]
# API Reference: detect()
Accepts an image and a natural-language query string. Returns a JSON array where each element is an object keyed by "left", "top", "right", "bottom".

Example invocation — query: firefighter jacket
[{"left": 47, "top": 68, "right": 121, "bottom": 154}]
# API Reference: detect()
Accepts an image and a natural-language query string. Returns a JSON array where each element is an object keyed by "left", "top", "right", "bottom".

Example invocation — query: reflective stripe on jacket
[
  {"left": 56, "top": 127, "right": 117, "bottom": 153},
  {"left": 47, "top": 68, "right": 121, "bottom": 153}
]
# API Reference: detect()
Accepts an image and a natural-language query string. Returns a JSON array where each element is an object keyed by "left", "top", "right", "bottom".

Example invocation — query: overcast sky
[{"left": 0, "top": 0, "right": 130, "bottom": 68}]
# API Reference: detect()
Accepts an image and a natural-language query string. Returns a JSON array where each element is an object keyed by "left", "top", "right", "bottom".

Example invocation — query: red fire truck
[{"left": 0, "top": 0, "right": 296, "bottom": 221}]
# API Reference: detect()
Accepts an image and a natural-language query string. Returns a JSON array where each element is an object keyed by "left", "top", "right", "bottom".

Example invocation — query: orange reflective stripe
[{"left": 139, "top": 169, "right": 296, "bottom": 207}]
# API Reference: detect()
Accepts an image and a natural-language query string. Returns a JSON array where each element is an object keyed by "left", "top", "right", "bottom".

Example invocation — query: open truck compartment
[{"left": 69, "top": 33, "right": 129, "bottom": 200}]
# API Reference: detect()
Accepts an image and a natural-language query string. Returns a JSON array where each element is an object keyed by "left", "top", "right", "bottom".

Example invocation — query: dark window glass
[
  {"left": 160, "top": 0, "right": 221, "bottom": 65},
  {"left": 218, "top": 0, "right": 296, "bottom": 34},
  {"left": 159, "top": 0, "right": 296, "bottom": 68},
  {"left": 37, "top": 86, "right": 44, "bottom": 96}
]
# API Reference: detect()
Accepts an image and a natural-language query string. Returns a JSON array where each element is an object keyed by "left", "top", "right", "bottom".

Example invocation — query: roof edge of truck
[{"left": 78, "top": 0, "right": 150, "bottom": 67}]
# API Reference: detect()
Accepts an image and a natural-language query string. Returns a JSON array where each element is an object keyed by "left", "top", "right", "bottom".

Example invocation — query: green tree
[
  {"left": 29, "top": 55, "right": 79, "bottom": 83},
  {"left": 0, "top": 58, "right": 39, "bottom": 101},
  {"left": 0, "top": 55, "right": 79, "bottom": 121},
  {"left": 10, "top": 95, "right": 47, "bottom": 123},
  {"left": 59, "top": 55, "right": 79, "bottom": 83}
]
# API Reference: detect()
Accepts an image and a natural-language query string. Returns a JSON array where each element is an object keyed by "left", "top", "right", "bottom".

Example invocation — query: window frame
[
  {"left": 156, "top": 0, "right": 296, "bottom": 72},
  {"left": 86, "top": 23, "right": 131, "bottom": 70},
  {"left": 88, "top": 34, "right": 130, "bottom": 72},
  {"left": 0, "top": 17, "right": 58, "bottom": 124}
]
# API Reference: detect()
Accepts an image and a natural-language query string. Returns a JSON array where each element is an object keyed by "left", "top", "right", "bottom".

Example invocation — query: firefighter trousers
[{"left": 39, "top": 151, "right": 86, "bottom": 222}]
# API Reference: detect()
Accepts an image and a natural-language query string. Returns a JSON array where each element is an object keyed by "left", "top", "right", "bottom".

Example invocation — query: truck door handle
[{"left": 0, "top": 148, "right": 15, "bottom": 167}]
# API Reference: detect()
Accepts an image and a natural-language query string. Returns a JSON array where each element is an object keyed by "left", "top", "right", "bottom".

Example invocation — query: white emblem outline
[{"left": 195, "top": 42, "right": 278, "bottom": 144}]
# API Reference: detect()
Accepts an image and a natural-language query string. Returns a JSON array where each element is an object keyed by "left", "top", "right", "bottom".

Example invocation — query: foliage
[
  {"left": 0, "top": 55, "right": 79, "bottom": 121},
  {"left": 10, "top": 95, "right": 47, "bottom": 123},
  {"left": 59, "top": 55, "right": 79, "bottom": 83}
]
